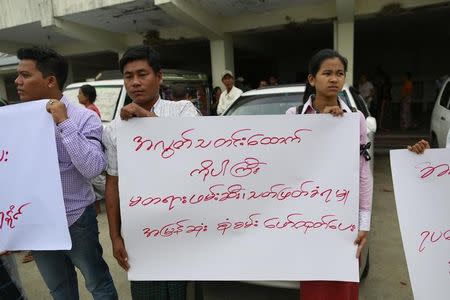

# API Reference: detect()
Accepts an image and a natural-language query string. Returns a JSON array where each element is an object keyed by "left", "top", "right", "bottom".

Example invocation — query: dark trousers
[{"left": 0, "top": 259, "right": 22, "bottom": 300}]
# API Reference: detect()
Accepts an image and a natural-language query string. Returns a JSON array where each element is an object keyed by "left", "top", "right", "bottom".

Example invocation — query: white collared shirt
[
  {"left": 216, "top": 86, "right": 243, "bottom": 115},
  {"left": 103, "top": 98, "right": 199, "bottom": 176}
]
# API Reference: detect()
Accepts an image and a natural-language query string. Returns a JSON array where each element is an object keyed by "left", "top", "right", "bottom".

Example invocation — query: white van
[{"left": 430, "top": 77, "right": 450, "bottom": 147}]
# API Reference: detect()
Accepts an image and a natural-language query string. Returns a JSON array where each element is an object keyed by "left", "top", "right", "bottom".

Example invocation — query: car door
[{"left": 434, "top": 81, "right": 450, "bottom": 147}]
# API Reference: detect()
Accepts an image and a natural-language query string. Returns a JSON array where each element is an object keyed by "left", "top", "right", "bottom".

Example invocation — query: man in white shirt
[
  {"left": 102, "top": 45, "right": 199, "bottom": 300},
  {"left": 216, "top": 70, "right": 243, "bottom": 115},
  {"left": 358, "top": 74, "right": 375, "bottom": 109}
]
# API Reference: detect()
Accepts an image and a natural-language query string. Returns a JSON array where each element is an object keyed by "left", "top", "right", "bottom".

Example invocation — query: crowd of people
[{"left": 0, "top": 45, "right": 441, "bottom": 300}]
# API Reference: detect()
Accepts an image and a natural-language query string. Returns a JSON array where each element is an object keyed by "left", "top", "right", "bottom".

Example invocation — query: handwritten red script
[
  {"left": 416, "top": 162, "right": 450, "bottom": 179},
  {"left": 0, "top": 149, "right": 9, "bottom": 163},
  {"left": 190, "top": 157, "right": 267, "bottom": 181},
  {"left": 418, "top": 229, "right": 450, "bottom": 253},
  {"left": 0, "top": 203, "right": 30, "bottom": 230},
  {"left": 132, "top": 128, "right": 312, "bottom": 159},
  {"left": 129, "top": 180, "right": 351, "bottom": 212},
  {"left": 142, "top": 212, "right": 356, "bottom": 239}
]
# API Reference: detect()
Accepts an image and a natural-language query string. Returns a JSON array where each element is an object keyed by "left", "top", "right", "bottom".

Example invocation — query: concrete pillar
[
  {"left": 210, "top": 35, "right": 234, "bottom": 89},
  {"left": 334, "top": 20, "right": 354, "bottom": 85},
  {"left": 65, "top": 60, "right": 74, "bottom": 87},
  {"left": 334, "top": 21, "right": 355, "bottom": 84},
  {"left": 0, "top": 76, "right": 7, "bottom": 101}
]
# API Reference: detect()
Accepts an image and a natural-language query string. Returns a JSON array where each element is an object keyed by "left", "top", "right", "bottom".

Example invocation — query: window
[
  {"left": 225, "top": 93, "right": 303, "bottom": 115},
  {"left": 439, "top": 82, "right": 450, "bottom": 109},
  {"left": 64, "top": 86, "right": 123, "bottom": 122}
]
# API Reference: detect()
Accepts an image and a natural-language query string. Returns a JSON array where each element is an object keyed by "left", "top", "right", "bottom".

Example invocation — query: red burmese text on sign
[
  {"left": 141, "top": 212, "right": 356, "bottom": 239},
  {"left": 0, "top": 202, "right": 31, "bottom": 230},
  {"left": 128, "top": 180, "right": 351, "bottom": 212},
  {"left": 418, "top": 229, "right": 450, "bottom": 253},
  {"left": 416, "top": 162, "right": 450, "bottom": 179},
  {"left": 190, "top": 157, "right": 267, "bottom": 181},
  {"left": 132, "top": 128, "right": 312, "bottom": 159}
]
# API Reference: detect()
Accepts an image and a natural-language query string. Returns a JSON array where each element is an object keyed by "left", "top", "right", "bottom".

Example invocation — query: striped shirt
[
  {"left": 103, "top": 98, "right": 200, "bottom": 176},
  {"left": 57, "top": 95, "right": 106, "bottom": 226},
  {"left": 286, "top": 96, "right": 373, "bottom": 231}
]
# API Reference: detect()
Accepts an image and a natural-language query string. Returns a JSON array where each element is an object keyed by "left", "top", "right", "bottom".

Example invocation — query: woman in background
[{"left": 78, "top": 84, "right": 101, "bottom": 118}]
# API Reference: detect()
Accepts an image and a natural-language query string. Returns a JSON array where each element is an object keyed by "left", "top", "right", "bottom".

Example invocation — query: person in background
[
  {"left": 375, "top": 68, "right": 392, "bottom": 131},
  {"left": 171, "top": 84, "right": 189, "bottom": 101},
  {"left": 259, "top": 80, "right": 268, "bottom": 88},
  {"left": 196, "top": 86, "right": 208, "bottom": 116},
  {"left": 269, "top": 75, "right": 278, "bottom": 86},
  {"left": 216, "top": 70, "right": 242, "bottom": 115},
  {"left": 235, "top": 76, "right": 250, "bottom": 92},
  {"left": 210, "top": 86, "right": 222, "bottom": 116},
  {"left": 78, "top": 84, "right": 101, "bottom": 118},
  {"left": 15, "top": 46, "right": 117, "bottom": 300},
  {"left": 78, "top": 84, "right": 104, "bottom": 215},
  {"left": 358, "top": 73, "right": 375, "bottom": 110},
  {"left": 400, "top": 72, "right": 414, "bottom": 130},
  {"left": 286, "top": 48, "right": 373, "bottom": 300}
]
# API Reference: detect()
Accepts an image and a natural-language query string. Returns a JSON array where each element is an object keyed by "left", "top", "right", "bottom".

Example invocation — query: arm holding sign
[
  {"left": 105, "top": 174, "right": 129, "bottom": 271},
  {"left": 120, "top": 103, "right": 157, "bottom": 120},
  {"left": 103, "top": 122, "right": 129, "bottom": 270},
  {"left": 408, "top": 139, "right": 430, "bottom": 154},
  {"left": 49, "top": 98, "right": 106, "bottom": 179},
  {"left": 356, "top": 113, "right": 372, "bottom": 258}
]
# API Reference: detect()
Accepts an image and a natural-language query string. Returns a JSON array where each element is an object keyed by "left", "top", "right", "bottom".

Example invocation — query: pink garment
[
  {"left": 286, "top": 97, "right": 373, "bottom": 231},
  {"left": 86, "top": 103, "right": 101, "bottom": 118}
]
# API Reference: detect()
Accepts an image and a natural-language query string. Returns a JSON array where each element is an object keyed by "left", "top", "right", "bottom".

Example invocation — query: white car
[
  {"left": 223, "top": 83, "right": 376, "bottom": 289},
  {"left": 430, "top": 77, "right": 450, "bottom": 148},
  {"left": 223, "top": 84, "right": 377, "bottom": 174}
]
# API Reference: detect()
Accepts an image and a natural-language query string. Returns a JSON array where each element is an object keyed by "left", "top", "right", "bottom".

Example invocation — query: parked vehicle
[
  {"left": 223, "top": 84, "right": 377, "bottom": 173},
  {"left": 0, "top": 98, "right": 8, "bottom": 107},
  {"left": 430, "top": 77, "right": 450, "bottom": 148},
  {"left": 223, "top": 83, "right": 375, "bottom": 289},
  {"left": 63, "top": 69, "right": 210, "bottom": 123}
]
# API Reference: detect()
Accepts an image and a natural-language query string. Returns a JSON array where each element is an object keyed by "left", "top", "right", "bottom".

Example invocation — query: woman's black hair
[
  {"left": 80, "top": 84, "right": 97, "bottom": 103},
  {"left": 212, "top": 86, "right": 222, "bottom": 99},
  {"left": 303, "top": 49, "right": 348, "bottom": 102}
]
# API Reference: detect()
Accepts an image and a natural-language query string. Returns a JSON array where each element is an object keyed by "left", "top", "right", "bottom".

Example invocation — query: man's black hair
[
  {"left": 80, "top": 84, "right": 97, "bottom": 103},
  {"left": 119, "top": 45, "right": 161, "bottom": 74},
  {"left": 17, "top": 47, "right": 68, "bottom": 90}
]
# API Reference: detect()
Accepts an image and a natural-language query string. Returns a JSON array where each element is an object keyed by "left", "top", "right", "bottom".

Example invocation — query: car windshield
[
  {"left": 225, "top": 93, "right": 303, "bottom": 115},
  {"left": 64, "top": 86, "right": 123, "bottom": 122}
]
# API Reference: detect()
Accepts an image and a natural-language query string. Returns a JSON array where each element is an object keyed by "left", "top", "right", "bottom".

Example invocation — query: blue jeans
[{"left": 33, "top": 205, "right": 118, "bottom": 300}]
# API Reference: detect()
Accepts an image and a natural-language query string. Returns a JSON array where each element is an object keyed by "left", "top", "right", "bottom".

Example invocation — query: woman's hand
[
  {"left": 354, "top": 230, "right": 368, "bottom": 258},
  {"left": 323, "top": 106, "right": 344, "bottom": 116}
]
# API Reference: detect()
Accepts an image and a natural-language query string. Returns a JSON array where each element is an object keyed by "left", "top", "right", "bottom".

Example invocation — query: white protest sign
[
  {"left": 391, "top": 149, "right": 450, "bottom": 300},
  {"left": 0, "top": 100, "right": 71, "bottom": 251},
  {"left": 117, "top": 114, "right": 360, "bottom": 281}
]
